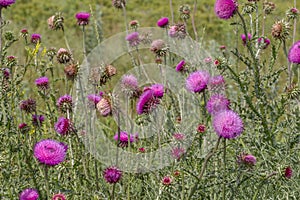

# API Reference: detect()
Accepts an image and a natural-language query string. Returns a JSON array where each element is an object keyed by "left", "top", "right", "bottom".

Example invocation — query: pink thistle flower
[
  {"left": 209, "top": 75, "right": 226, "bottom": 92},
  {"left": 126, "top": 32, "right": 140, "bottom": 47},
  {"left": 213, "top": 110, "right": 243, "bottom": 139},
  {"left": 35, "top": 76, "right": 49, "bottom": 90},
  {"left": 241, "top": 33, "right": 252, "bottom": 45},
  {"left": 204, "top": 57, "right": 212, "bottom": 63},
  {"left": 174, "top": 171, "right": 180, "bottom": 176},
  {"left": 206, "top": 94, "right": 230, "bottom": 115},
  {"left": 114, "top": 131, "right": 137, "bottom": 147},
  {"left": 103, "top": 166, "right": 122, "bottom": 184},
  {"left": 176, "top": 60, "right": 186, "bottom": 72},
  {"left": 186, "top": 70, "right": 210, "bottom": 93},
  {"left": 171, "top": 147, "right": 185, "bottom": 160},
  {"left": 0, "top": 0, "right": 15, "bottom": 8},
  {"left": 32, "top": 114, "right": 45, "bottom": 127},
  {"left": 2, "top": 68, "right": 10, "bottom": 79},
  {"left": 238, "top": 153, "right": 257, "bottom": 166},
  {"left": 20, "top": 99, "right": 36, "bottom": 114},
  {"left": 197, "top": 124, "right": 206, "bottom": 133},
  {"left": 121, "top": 74, "right": 140, "bottom": 97},
  {"left": 52, "top": 193, "right": 66, "bottom": 200},
  {"left": 173, "top": 133, "right": 185, "bottom": 141},
  {"left": 150, "top": 83, "right": 164, "bottom": 98},
  {"left": 214, "top": 0, "right": 237, "bottom": 20},
  {"left": 129, "top": 20, "right": 139, "bottom": 29},
  {"left": 258, "top": 37, "right": 270, "bottom": 49},
  {"left": 138, "top": 147, "right": 146, "bottom": 153},
  {"left": 19, "top": 188, "right": 39, "bottom": 200},
  {"left": 96, "top": 97, "right": 112, "bottom": 117},
  {"left": 75, "top": 12, "right": 90, "bottom": 26},
  {"left": 284, "top": 166, "right": 293, "bottom": 179},
  {"left": 57, "top": 95, "right": 73, "bottom": 113},
  {"left": 87, "top": 94, "right": 102, "bottom": 108},
  {"left": 288, "top": 40, "right": 300, "bottom": 64},
  {"left": 34, "top": 139, "right": 67, "bottom": 166},
  {"left": 54, "top": 117, "right": 73, "bottom": 135},
  {"left": 157, "top": 17, "right": 169, "bottom": 28},
  {"left": 31, "top": 33, "right": 41, "bottom": 44},
  {"left": 136, "top": 89, "right": 160, "bottom": 115},
  {"left": 162, "top": 176, "right": 172, "bottom": 185}
]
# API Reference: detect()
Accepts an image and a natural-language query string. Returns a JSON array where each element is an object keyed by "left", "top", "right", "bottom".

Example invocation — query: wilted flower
[
  {"left": 263, "top": 1, "right": 276, "bottom": 15},
  {"left": 214, "top": 0, "right": 237, "bottom": 20},
  {"left": 157, "top": 17, "right": 169, "bottom": 28},
  {"left": 288, "top": 40, "right": 300, "bottom": 64},
  {"left": 87, "top": 94, "right": 102, "bottom": 108},
  {"left": 168, "top": 23, "right": 186, "bottom": 39},
  {"left": 213, "top": 110, "right": 243, "bottom": 139},
  {"left": 257, "top": 37, "right": 270, "bottom": 49},
  {"left": 112, "top": 0, "right": 126, "bottom": 9},
  {"left": 241, "top": 33, "right": 252, "bottom": 46},
  {"left": 52, "top": 193, "right": 66, "bottom": 200},
  {"left": 179, "top": 4, "right": 191, "bottom": 20},
  {"left": 57, "top": 48, "right": 72, "bottom": 64},
  {"left": 57, "top": 95, "right": 73, "bottom": 113},
  {"left": 19, "top": 188, "right": 39, "bottom": 200},
  {"left": 54, "top": 117, "right": 74, "bottom": 135},
  {"left": 150, "top": 39, "right": 168, "bottom": 57},
  {"left": 242, "top": 2, "right": 256, "bottom": 14},
  {"left": 121, "top": 74, "right": 140, "bottom": 98},
  {"left": 20, "top": 99, "right": 36, "bottom": 114},
  {"left": 206, "top": 94, "right": 230, "bottom": 115},
  {"left": 271, "top": 19, "right": 290, "bottom": 41},
  {"left": 186, "top": 70, "right": 210, "bottom": 93},
  {"left": 114, "top": 131, "right": 138, "bottom": 147},
  {"left": 97, "top": 97, "right": 112, "bottom": 117},
  {"left": 103, "top": 166, "right": 122, "bottom": 184},
  {"left": 162, "top": 176, "right": 172, "bottom": 185},
  {"left": 126, "top": 32, "right": 140, "bottom": 47},
  {"left": 75, "top": 12, "right": 90, "bottom": 26},
  {"left": 31, "top": 33, "right": 41, "bottom": 44},
  {"left": 284, "top": 166, "right": 293, "bottom": 179},
  {"left": 46, "top": 47, "right": 56, "bottom": 61},
  {"left": 64, "top": 63, "right": 78, "bottom": 80},
  {"left": 0, "top": 0, "right": 15, "bottom": 8},
  {"left": 35, "top": 76, "right": 49, "bottom": 90},
  {"left": 32, "top": 114, "right": 45, "bottom": 127},
  {"left": 34, "top": 139, "right": 67, "bottom": 166}
]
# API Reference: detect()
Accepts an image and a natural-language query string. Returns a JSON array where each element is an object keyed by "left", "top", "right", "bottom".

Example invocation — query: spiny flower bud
[
  {"left": 20, "top": 98, "right": 36, "bottom": 114},
  {"left": 48, "top": 12, "right": 64, "bottom": 31},
  {"left": 97, "top": 97, "right": 112, "bottom": 117},
  {"left": 64, "top": 63, "right": 79, "bottom": 80},
  {"left": 150, "top": 39, "right": 169, "bottom": 57},
  {"left": 129, "top": 20, "right": 139, "bottom": 30},
  {"left": 179, "top": 4, "right": 191, "bottom": 20},
  {"left": 20, "top": 28, "right": 28, "bottom": 38},
  {"left": 5, "top": 55, "right": 17, "bottom": 67},
  {"left": 112, "top": 0, "right": 126, "bottom": 9},
  {"left": 168, "top": 23, "right": 187, "bottom": 39},
  {"left": 263, "top": 1, "right": 276, "bottom": 15},
  {"left": 286, "top": 8, "right": 299, "bottom": 21},
  {"left": 57, "top": 48, "right": 72, "bottom": 64},
  {"left": 242, "top": 2, "right": 256, "bottom": 14},
  {"left": 271, "top": 19, "right": 290, "bottom": 41},
  {"left": 46, "top": 47, "right": 56, "bottom": 61},
  {"left": 31, "top": 33, "right": 41, "bottom": 44}
]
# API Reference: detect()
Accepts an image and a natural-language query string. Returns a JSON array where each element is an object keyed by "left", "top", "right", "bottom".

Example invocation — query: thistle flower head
[
  {"left": 271, "top": 19, "right": 290, "bottom": 41},
  {"left": 87, "top": 94, "right": 102, "bottom": 108},
  {"left": 54, "top": 117, "right": 74, "bottom": 135},
  {"left": 112, "top": 0, "right": 126, "bottom": 9},
  {"left": 263, "top": 1, "right": 276, "bottom": 15},
  {"left": 284, "top": 166, "right": 293, "bottom": 179},
  {"left": 186, "top": 70, "right": 210, "bottom": 93},
  {"left": 286, "top": 8, "right": 299, "bottom": 20},
  {"left": 150, "top": 39, "right": 168, "bottom": 57},
  {"left": 173, "top": 133, "right": 185, "bottom": 141},
  {"left": 75, "top": 12, "right": 90, "bottom": 26},
  {"left": 168, "top": 23, "right": 186, "bottom": 39},
  {"left": 129, "top": 20, "right": 139, "bottom": 29},
  {"left": 57, "top": 95, "right": 73, "bottom": 113},
  {"left": 157, "top": 17, "right": 169, "bottom": 28},
  {"left": 0, "top": 0, "right": 15, "bottom": 8},
  {"left": 96, "top": 97, "right": 112, "bottom": 117},
  {"left": 20, "top": 99, "right": 36, "bottom": 114},
  {"left": 179, "top": 4, "right": 191, "bottom": 20},
  {"left": 32, "top": 114, "right": 45, "bottom": 127},
  {"left": 126, "top": 32, "right": 140, "bottom": 47},
  {"left": 238, "top": 153, "right": 257, "bottom": 166},
  {"left": 19, "top": 188, "right": 39, "bottom": 200},
  {"left": 214, "top": 0, "right": 237, "bottom": 20},
  {"left": 257, "top": 37, "right": 270, "bottom": 49},
  {"left": 48, "top": 12, "right": 64, "bottom": 30},
  {"left": 103, "top": 166, "right": 122, "bottom": 184},
  {"left": 31, "top": 33, "right": 41, "bottom": 44},
  {"left": 176, "top": 60, "right": 186, "bottom": 72},
  {"left": 18, "top": 123, "right": 30, "bottom": 134},
  {"left": 197, "top": 124, "right": 206, "bottom": 133},
  {"left": 150, "top": 83, "right": 164, "bottom": 98},
  {"left": 114, "top": 131, "right": 137, "bottom": 147},
  {"left": 121, "top": 74, "right": 140, "bottom": 98},
  {"left": 52, "top": 193, "right": 66, "bottom": 200},
  {"left": 57, "top": 48, "right": 72, "bottom": 64},
  {"left": 162, "top": 176, "right": 172, "bottom": 185},
  {"left": 171, "top": 146, "right": 185, "bottom": 160},
  {"left": 206, "top": 94, "right": 230, "bottom": 115},
  {"left": 64, "top": 63, "right": 78, "bottom": 80},
  {"left": 136, "top": 89, "right": 161, "bottom": 115},
  {"left": 288, "top": 40, "right": 300, "bottom": 64},
  {"left": 35, "top": 76, "right": 49, "bottom": 90},
  {"left": 241, "top": 33, "right": 252, "bottom": 45},
  {"left": 208, "top": 75, "right": 225, "bottom": 92}
]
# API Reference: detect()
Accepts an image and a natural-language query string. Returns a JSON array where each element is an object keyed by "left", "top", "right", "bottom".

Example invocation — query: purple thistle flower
[
  {"left": 288, "top": 40, "right": 300, "bottom": 64},
  {"left": 213, "top": 110, "right": 243, "bottom": 139},
  {"left": 126, "top": 32, "right": 140, "bottom": 47},
  {"left": 150, "top": 83, "right": 164, "bottom": 98},
  {"left": 242, "top": 154, "right": 257, "bottom": 166},
  {"left": 162, "top": 176, "right": 172, "bottom": 185},
  {"left": 31, "top": 33, "right": 41, "bottom": 44},
  {"left": 32, "top": 114, "right": 45, "bottom": 127},
  {"left": 75, "top": 12, "right": 90, "bottom": 26},
  {"left": 2, "top": 68, "right": 10, "bottom": 79},
  {"left": 176, "top": 60, "right": 186, "bottom": 72},
  {"left": 214, "top": 0, "right": 237, "bottom": 20},
  {"left": 136, "top": 89, "right": 160, "bottom": 115},
  {"left": 209, "top": 75, "right": 225, "bottom": 92},
  {"left": 258, "top": 37, "right": 270, "bottom": 49},
  {"left": 18, "top": 123, "right": 30, "bottom": 134},
  {"left": 157, "top": 17, "right": 169, "bottom": 28},
  {"left": 173, "top": 133, "right": 185, "bottom": 141},
  {"left": 197, "top": 124, "right": 206, "bottom": 133},
  {"left": 284, "top": 166, "right": 293, "bottom": 179},
  {"left": 186, "top": 70, "right": 210, "bottom": 93},
  {"left": 241, "top": 33, "right": 252, "bottom": 45},
  {"left": 35, "top": 76, "right": 49, "bottom": 90},
  {"left": 34, "top": 139, "right": 67, "bottom": 166},
  {"left": 52, "top": 193, "right": 66, "bottom": 200},
  {"left": 206, "top": 94, "right": 230, "bottom": 115},
  {"left": 171, "top": 147, "right": 185, "bottom": 160},
  {"left": 57, "top": 95, "right": 73, "bottom": 113},
  {"left": 87, "top": 94, "right": 102, "bottom": 108},
  {"left": 20, "top": 99, "right": 36, "bottom": 114},
  {"left": 121, "top": 74, "right": 140, "bottom": 97},
  {"left": 0, "top": 0, "right": 15, "bottom": 8},
  {"left": 103, "top": 166, "right": 122, "bottom": 184},
  {"left": 114, "top": 131, "right": 137, "bottom": 147},
  {"left": 19, "top": 188, "right": 39, "bottom": 200},
  {"left": 54, "top": 117, "right": 73, "bottom": 135}
]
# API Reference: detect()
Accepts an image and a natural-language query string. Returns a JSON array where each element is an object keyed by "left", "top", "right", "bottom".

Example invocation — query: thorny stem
[
  {"left": 222, "top": 139, "right": 226, "bottom": 200},
  {"left": 191, "top": 0, "right": 198, "bottom": 41},
  {"left": 0, "top": 7, "right": 2, "bottom": 63}
]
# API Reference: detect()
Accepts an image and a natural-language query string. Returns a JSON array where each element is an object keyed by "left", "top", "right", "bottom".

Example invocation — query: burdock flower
[
  {"left": 112, "top": 0, "right": 126, "bottom": 9},
  {"left": 126, "top": 32, "right": 140, "bottom": 47},
  {"left": 31, "top": 33, "right": 41, "bottom": 44},
  {"left": 57, "top": 95, "right": 73, "bottom": 113},
  {"left": 271, "top": 19, "right": 290, "bottom": 41},
  {"left": 75, "top": 12, "right": 90, "bottom": 26},
  {"left": 20, "top": 99, "right": 36, "bottom": 114},
  {"left": 103, "top": 166, "right": 122, "bottom": 184},
  {"left": 214, "top": 0, "right": 237, "bottom": 20},
  {"left": 0, "top": 0, "right": 15, "bottom": 8},
  {"left": 288, "top": 40, "right": 300, "bottom": 64},
  {"left": 257, "top": 37, "right": 270, "bottom": 49},
  {"left": 121, "top": 74, "right": 140, "bottom": 97},
  {"left": 284, "top": 166, "right": 293, "bottom": 179},
  {"left": 57, "top": 48, "right": 72, "bottom": 64},
  {"left": 114, "top": 131, "right": 138, "bottom": 147},
  {"left": 157, "top": 17, "right": 169, "bottom": 28},
  {"left": 176, "top": 60, "right": 186, "bottom": 72},
  {"left": 206, "top": 94, "right": 230, "bottom": 115},
  {"left": 162, "top": 176, "right": 172, "bottom": 185},
  {"left": 35, "top": 76, "right": 49, "bottom": 90},
  {"left": 168, "top": 23, "right": 186, "bottom": 39},
  {"left": 150, "top": 39, "right": 168, "bottom": 57},
  {"left": 96, "top": 97, "right": 112, "bottom": 117},
  {"left": 52, "top": 193, "right": 66, "bottom": 200},
  {"left": 34, "top": 139, "right": 67, "bottom": 166},
  {"left": 19, "top": 188, "right": 39, "bottom": 200},
  {"left": 179, "top": 4, "right": 191, "bottom": 20},
  {"left": 64, "top": 63, "right": 78, "bottom": 80},
  {"left": 32, "top": 114, "right": 45, "bottom": 127},
  {"left": 55, "top": 117, "right": 73, "bottom": 135},
  {"left": 241, "top": 33, "right": 252, "bottom": 45},
  {"left": 213, "top": 110, "right": 243, "bottom": 139},
  {"left": 186, "top": 70, "right": 210, "bottom": 93}
]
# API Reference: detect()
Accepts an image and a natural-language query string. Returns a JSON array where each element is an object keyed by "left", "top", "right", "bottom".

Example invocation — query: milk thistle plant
[{"left": 0, "top": 0, "right": 299, "bottom": 199}]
